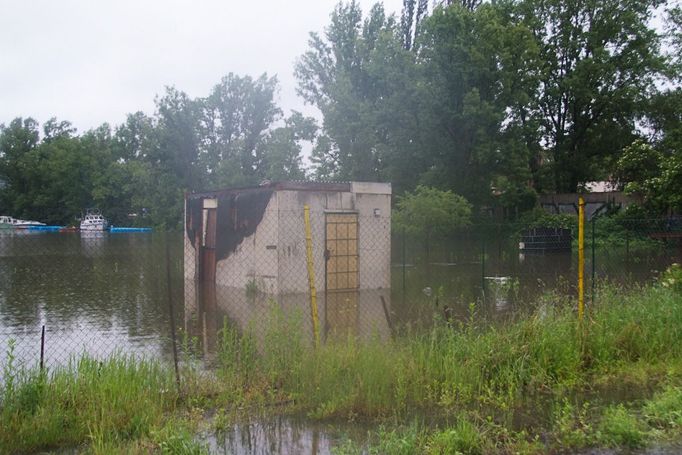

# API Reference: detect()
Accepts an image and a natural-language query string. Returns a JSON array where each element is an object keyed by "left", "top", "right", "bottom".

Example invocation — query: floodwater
[
  {"left": 391, "top": 235, "right": 682, "bottom": 327},
  {"left": 1, "top": 231, "right": 682, "bottom": 454},
  {"left": 198, "top": 416, "right": 682, "bottom": 455},
  {"left": 0, "top": 231, "right": 184, "bottom": 369},
  {"left": 0, "top": 231, "right": 680, "bottom": 368},
  {"left": 198, "top": 416, "right": 361, "bottom": 455}
]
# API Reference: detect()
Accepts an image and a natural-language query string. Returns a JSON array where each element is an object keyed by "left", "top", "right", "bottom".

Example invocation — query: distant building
[{"left": 539, "top": 181, "right": 640, "bottom": 220}]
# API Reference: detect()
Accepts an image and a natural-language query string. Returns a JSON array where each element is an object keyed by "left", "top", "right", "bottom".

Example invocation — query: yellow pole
[
  {"left": 304, "top": 205, "right": 320, "bottom": 346},
  {"left": 578, "top": 196, "right": 585, "bottom": 321}
]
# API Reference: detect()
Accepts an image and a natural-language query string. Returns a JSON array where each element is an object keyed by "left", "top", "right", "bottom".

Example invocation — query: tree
[
  {"left": 154, "top": 87, "right": 202, "bottom": 191},
  {"left": 393, "top": 185, "right": 472, "bottom": 236},
  {"left": 0, "top": 118, "right": 40, "bottom": 217},
  {"left": 43, "top": 118, "right": 77, "bottom": 142},
  {"left": 295, "top": 1, "right": 399, "bottom": 181},
  {"left": 400, "top": 0, "right": 428, "bottom": 50},
  {"left": 114, "top": 111, "right": 158, "bottom": 161},
  {"left": 415, "top": 2, "right": 539, "bottom": 208},
  {"left": 0, "top": 117, "right": 97, "bottom": 224},
  {"left": 666, "top": 4, "right": 682, "bottom": 76},
  {"left": 199, "top": 73, "right": 282, "bottom": 187},
  {"left": 257, "top": 112, "right": 316, "bottom": 181},
  {"left": 618, "top": 87, "right": 682, "bottom": 214},
  {"left": 393, "top": 185, "right": 472, "bottom": 259},
  {"left": 616, "top": 140, "right": 681, "bottom": 213},
  {"left": 517, "top": 0, "right": 666, "bottom": 192},
  {"left": 297, "top": 1, "right": 541, "bottom": 211}
]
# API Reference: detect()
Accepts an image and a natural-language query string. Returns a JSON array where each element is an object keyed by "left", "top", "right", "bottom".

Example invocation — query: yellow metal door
[{"left": 324, "top": 213, "right": 359, "bottom": 337}]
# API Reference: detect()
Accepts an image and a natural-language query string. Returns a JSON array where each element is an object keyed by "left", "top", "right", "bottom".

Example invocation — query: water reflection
[
  {"left": 183, "top": 279, "right": 393, "bottom": 362},
  {"left": 390, "top": 243, "right": 679, "bottom": 329},
  {"left": 0, "top": 232, "right": 183, "bottom": 368},
  {"left": 201, "top": 416, "right": 361, "bottom": 455},
  {"left": 200, "top": 416, "right": 682, "bottom": 455}
]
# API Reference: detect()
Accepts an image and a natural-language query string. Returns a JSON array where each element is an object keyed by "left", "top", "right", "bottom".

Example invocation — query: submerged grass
[
  {"left": 212, "top": 281, "right": 682, "bottom": 452},
  {"left": 4, "top": 282, "right": 682, "bottom": 453},
  {"left": 216, "top": 283, "right": 682, "bottom": 420}
]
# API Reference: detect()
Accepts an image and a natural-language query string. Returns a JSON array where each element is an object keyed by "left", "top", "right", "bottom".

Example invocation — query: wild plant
[{"left": 1, "top": 339, "right": 17, "bottom": 409}]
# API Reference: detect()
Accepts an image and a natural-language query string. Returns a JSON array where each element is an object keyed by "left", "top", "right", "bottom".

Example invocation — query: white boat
[
  {"left": 0, "top": 215, "right": 46, "bottom": 229},
  {"left": 80, "top": 209, "right": 109, "bottom": 232},
  {"left": 0, "top": 216, "right": 14, "bottom": 229}
]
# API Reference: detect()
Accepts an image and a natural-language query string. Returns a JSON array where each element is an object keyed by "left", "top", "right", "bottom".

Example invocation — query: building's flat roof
[{"left": 187, "top": 181, "right": 391, "bottom": 199}]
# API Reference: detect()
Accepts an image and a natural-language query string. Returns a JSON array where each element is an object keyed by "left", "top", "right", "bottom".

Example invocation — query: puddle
[
  {"left": 196, "top": 412, "right": 682, "bottom": 455},
  {"left": 198, "top": 415, "right": 368, "bottom": 455},
  {"left": 576, "top": 447, "right": 682, "bottom": 455}
]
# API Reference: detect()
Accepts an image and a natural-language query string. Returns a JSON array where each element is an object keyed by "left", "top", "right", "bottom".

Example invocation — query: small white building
[{"left": 184, "top": 181, "right": 392, "bottom": 345}]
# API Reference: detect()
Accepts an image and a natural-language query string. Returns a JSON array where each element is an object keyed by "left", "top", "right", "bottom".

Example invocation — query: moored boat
[
  {"left": 109, "top": 226, "right": 152, "bottom": 233},
  {"left": 1, "top": 215, "right": 46, "bottom": 229},
  {"left": 80, "top": 209, "right": 108, "bottom": 232},
  {"left": 0, "top": 216, "right": 13, "bottom": 229}
]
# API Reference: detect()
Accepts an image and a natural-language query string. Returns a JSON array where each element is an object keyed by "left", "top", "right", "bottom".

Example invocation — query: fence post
[
  {"left": 166, "top": 238, "right": 181, "bottom": 390},
  {"left": 578, "top": 196, "right": 585, "bottom": 320},
  {"left": 402, "top": 227, "right": 406, "bottom": 306},
  {"left": 481, "top": 236, "right": 486, "bottom": 300},
  {"left": 591, "top": 216, "right": 596, "bottom": 305},
  {"left": 303, "top": 205, "right": 320, "bottom": 347},
  {"left": 497, "top": 223, "right": 502, "bottom": 259},
  {"left": 40, "top": 325, "right": 45, "bottom": 371}
]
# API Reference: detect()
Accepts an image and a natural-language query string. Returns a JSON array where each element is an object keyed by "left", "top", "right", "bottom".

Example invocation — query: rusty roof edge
[{"left": 186, "top": 180, "right": 359, "bottom": 199}]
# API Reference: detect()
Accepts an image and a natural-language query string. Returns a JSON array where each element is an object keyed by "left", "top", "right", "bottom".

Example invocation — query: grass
[
  {"left": 5, "top": 281, "right": 682, "bottom": 453},
  {"left": 216, "top": 284, "right": 682, "bottom": 420},
  {"left": 210, "top": 280, "right": 682, "bottom": 452},
  {"left": 0, "top": 352, "right": 208, "bottom": 454}
]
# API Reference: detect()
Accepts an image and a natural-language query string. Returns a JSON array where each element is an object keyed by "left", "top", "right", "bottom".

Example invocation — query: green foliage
[
  {"left": 519, "top": 208, "right": 576, "bottom": 230},
  {"left": 426, "top": 420, "right": 483, "bottom": 455},
  {"left": 295, "top": 0, "right": 672, "bottom": 210},
  {"left": 643, "top": 386, "right": 682, "bottom": 430},
  {"left": 211, "top": 283, "right": 682, "bottom": 423},
  {"left": 590, "top": 214, "right": 661, "bottom": 252},
  {"left": 0, "top": 355, "right": 178, "bottom": 453},
  {"left": 217, "top": 318, "right": 258, "bottom": 400},
  {"left": 369, "top": 424, "right": 425, "bottom": 455},
  {"left": 393, "top": 185, "right": 472, "bottom": 237},
  {"left": 659, "top": 263, "right": 682, "bottom": 292},
  {"left": 597, "top": 405, "right": 647, "bottom": 449},
  {"left": 151, "top": 420, "right": 208, "bottom": 455},
  {"left": 617, "top": 90, "right": 682, "bottom": 214},
  {"left": 552, "top": 399, "right": 594, "bottom": 448},
  {"left": 2, "top": 0, "right": 678, "bottom": 224}
]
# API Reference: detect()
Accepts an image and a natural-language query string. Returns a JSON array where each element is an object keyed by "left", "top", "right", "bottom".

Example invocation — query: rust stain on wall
[{"left": 186, "top": 189, "right": 273, "bottom": 261}]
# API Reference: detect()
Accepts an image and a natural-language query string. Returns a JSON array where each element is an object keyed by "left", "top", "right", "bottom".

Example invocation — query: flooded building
[{"left": 184, "top": 181, "right": 392, "bottom": 350}]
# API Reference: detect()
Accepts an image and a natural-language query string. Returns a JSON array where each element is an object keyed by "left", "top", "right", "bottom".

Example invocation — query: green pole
[
  {"left": 591, "top": 216, "right": 597, "bottom": 303},
  {"left": 402, "top": 227, "right": 406, "bottom": 306},
  {"left": 481, "top": 236, "right": 486, "bottom": 299}
]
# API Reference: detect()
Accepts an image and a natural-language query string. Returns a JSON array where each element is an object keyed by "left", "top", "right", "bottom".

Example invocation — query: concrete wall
[
  {"left": 354, "top": 189, "right": 391, "bottom": 290},
  {"left": 214, "top": 194, "right": 279, "bottom": 294}
]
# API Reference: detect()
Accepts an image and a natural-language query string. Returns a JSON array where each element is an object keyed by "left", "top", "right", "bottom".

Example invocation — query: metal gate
[{"left": 324, "top": 212, "right": 359, "bottom": 336}]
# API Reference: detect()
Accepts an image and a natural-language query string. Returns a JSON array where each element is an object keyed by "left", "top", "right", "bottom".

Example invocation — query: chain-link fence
[
  {"left": 0, "top": 231, "right": 184, "bottom": 372},
  {"left": 392, "top": 217, "right": 682, "bottom": 327},
  {"left": 1, "top": 215, "right": 680, "bottom": 378}
]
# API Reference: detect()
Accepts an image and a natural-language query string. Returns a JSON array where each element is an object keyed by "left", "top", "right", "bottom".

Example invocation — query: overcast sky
[{"left": 0, "top": 0, "right": 403, "bottom": 133}]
